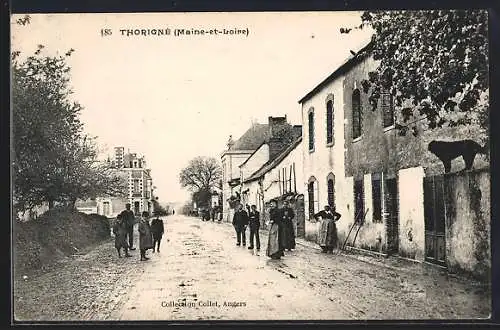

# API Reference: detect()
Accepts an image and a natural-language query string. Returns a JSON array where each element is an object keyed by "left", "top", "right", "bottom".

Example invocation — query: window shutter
[
  {"left": 382, "top": 89, "right": 394, "bottom": 127},
  {"left": 352, "top": 90, "right": 362, "bottom": 139},
  {"left": 326, "top": 100, "right": 333, "bottom": 144},
  {"left": 308, "top": 111, "right": 315, "bottom": 150}
]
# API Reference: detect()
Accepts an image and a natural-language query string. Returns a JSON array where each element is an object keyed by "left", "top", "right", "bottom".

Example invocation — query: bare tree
[{"left": 179, "top": 156, "right": 222, "bottom": 192}]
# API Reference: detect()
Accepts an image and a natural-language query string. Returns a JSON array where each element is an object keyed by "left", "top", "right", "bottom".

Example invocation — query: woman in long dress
[
  {"left": 314, "top": 205, "right": 341, "bottom": 253},
  {"left": 281, "top": 200, "right": 296, "bottom": 251},
  {"left": 266, "top": 200, "right": 284, "bottom": 259},
  {"left": 138, "top": 211, "right": 154, "bottom": 261}
]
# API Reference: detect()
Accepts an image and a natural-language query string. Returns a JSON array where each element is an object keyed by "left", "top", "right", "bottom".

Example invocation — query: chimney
[{"left": 268, "top": 115, "right": 288, "bottom": 139}]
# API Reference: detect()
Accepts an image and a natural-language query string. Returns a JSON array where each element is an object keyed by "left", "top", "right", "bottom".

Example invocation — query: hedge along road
[{"left": 14, "top": 215, "right": 490, "bottom": 321}]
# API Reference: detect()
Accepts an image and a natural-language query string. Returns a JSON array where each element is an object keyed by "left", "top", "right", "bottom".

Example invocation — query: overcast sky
[{"left": 11, "top": 12, "right": 372, "bottom": 204}]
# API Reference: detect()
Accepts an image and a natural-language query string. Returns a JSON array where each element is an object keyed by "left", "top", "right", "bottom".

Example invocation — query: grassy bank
[{"left": 13, "top": 209, "right": 111, "bottom": 276}]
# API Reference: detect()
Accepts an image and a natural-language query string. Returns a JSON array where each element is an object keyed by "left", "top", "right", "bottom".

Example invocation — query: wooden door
[
  {"left": 423, "top": 175, "right": 446, "bottom": 266},
  {"left": 384, "top": 177, "right": 399, "bottom": 254}
]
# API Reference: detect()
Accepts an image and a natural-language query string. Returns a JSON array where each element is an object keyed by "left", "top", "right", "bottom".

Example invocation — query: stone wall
[{"left": 444, "top": 169, "right": 490, "bottom": 281}]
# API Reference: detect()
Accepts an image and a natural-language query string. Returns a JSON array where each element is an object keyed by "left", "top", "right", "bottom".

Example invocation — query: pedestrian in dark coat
[
  {"left": 119, "top": 203, "right": 137, "bottom": 250},
  {"left": 232, "top": 204, "right": 249, "bottom": 246},
  {"left": 266, "top": 200, "right": 284, "bottom": 259},
  {"left": 138, "top": 211, "right": 153, "bottom": 261},
  {"left": 150, "top": 215, "right": 164, "bottom": 253},
  {"left": 113, "top": 214, "right": 131, "bottom": 258},
  {"left": 248, "top": 205, "right": 261, "bottom": 251},
  {"left": 314, "top": 205, "right": 341, "bottom": 253},
  {"left": 281, "top": 200, "right": 296, "bottom": 251}
]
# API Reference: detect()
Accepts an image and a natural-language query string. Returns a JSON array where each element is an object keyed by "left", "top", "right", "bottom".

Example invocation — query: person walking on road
[
  {"left": 112, "top": 213, "right": 131, "bottom": 258},
  {"left": 119, "top": 203, "right": 137, "bottom": 251},
  {"left": 281, "top": 200, "right": 296, "bottom": 252},
  {"left": 138, "top": 211, "right": 154, "bottom": 261},
  {"left": 248, "top": 205, "right": 261, "bottom": 251},
  {"left": 314, "top": 205, "right": 341, "bottom": 253},
  {"left": 232, "top": 204, "right": 249, "bottom": 246},
  {"left": 266, "top": 200, "right": 285, "bottom": 260},
  {"left": 150, "top": 213, "right": 164, "bottom": 253}
]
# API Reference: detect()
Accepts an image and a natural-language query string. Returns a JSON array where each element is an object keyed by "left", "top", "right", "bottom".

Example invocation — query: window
[
  {"left": 381, "top": 88, "right": 394, "bottom": 127},
  {"left": 352, "top": 89, "right": 362, "bottom": 139},
  {"left": 133, "top": 179, "right": 140, "bottom": 193},
  {"left": 281, "top": 166, "right": 293, "bottom": 194},
  {"left": 308, "top": 177, "right": 319, "bottom": 217},
  {"left": 326, "top": 99, "right": 334, "bottom": 144},
  {"left": 354, "top": 179, "right": 365, "bottom": 223},
  {"left": 308, "top": 109, "right": 315, "bottom": 151},
  {"left": 371, "top": 173, "right": 382, "bottom": 223},
  {"left": 327, "top": 174, "right": 335, "bottom": 207}
]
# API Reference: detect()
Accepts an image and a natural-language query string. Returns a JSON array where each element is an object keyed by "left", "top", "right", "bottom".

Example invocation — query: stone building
[{"left": 298, "top": 41, "right": 490, "bottom": 280}]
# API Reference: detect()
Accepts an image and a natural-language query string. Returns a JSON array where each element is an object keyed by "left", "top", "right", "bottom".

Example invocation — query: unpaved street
[{"left": 14, "top": 215, "right": 491, "bottom": 321}]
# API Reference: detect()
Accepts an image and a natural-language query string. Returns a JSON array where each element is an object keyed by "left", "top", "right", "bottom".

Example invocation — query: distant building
[
  {"left": 221, "top": 116, "right": 302, "bottom": 223},
  {"left": 221, "top": 120, "right": 271, "bottom": 222},
  {"left": 76, "top": 147, "right": 156, "bottom": 217},
  {"left": 119, "top": 149, "right": 155, "bottom": 215},
  {"left": 241, "top": 135, "right": 304, "bottom": 235}
]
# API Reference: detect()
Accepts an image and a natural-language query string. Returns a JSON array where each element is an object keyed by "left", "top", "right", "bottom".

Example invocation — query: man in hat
[
  {"left": 232, "top": 204, "right": 249, "bottom": 246},
  {"left": 119, "top": 203, "right": 137, "bottom": 250},
  {"left": 248, "top": 205, "right": 261, "bottom": 251}
]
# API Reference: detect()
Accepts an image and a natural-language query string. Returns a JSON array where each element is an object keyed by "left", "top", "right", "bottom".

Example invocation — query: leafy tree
[
  {"left": 342, "top": 10, "right": 489, "bottom": 137},
  {"left": 12, "top": 18, "right": 127, "bottom": 212}
]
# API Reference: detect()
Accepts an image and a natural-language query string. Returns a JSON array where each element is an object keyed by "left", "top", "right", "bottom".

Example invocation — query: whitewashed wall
[
  {"left": 240, "top": 144, "right": 269, "bottom": 182},
  {"left": 398, "top": 166, "right": 425, "bottom": 260},
  {"left": 262, "top": 140, "right": 304, "bottom": 201}
]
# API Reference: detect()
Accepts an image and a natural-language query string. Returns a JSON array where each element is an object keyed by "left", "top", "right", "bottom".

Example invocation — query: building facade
[
  {"left": 220, "top": 116, "right": 295, "bottom": 222},
  {"left": 119, "top": 149, "right": 155, "bottom": 215},
  {"left": 242, "top": 136, "right": 305, "bottom": 236},
  {"left": 299, "top": 42, "right": 490, "bottom": 280},
  {"left": 76, "top": 147, "right": 156, "bottom": 217}
]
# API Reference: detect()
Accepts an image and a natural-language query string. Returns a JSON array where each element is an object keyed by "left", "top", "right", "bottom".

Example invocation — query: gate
[
  {"left": 384, "top": 177, "right": 399, "bottom": 254},
  {"left": 423, "top": 175, "right": 446, "bottom": 266}
]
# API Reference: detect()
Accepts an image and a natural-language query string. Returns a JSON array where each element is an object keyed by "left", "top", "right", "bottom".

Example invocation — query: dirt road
[{"left": 13, "top": 215, "right": 491, "bottom": 321}]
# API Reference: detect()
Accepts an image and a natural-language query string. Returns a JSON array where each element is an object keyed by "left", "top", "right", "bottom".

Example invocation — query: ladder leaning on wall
[{"left": 341, "top": 208, "right": 369, "bottom": 251}]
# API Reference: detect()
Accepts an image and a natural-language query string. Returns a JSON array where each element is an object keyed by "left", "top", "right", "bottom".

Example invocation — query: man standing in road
[
  {"left": 248, "top": 205, "right": 261, "bottom": 251},
  {"left": 232, "top": 204, "right": 249, "bottom": 246},
  {"left": 119, "top": 203, "right": 137, "bottom": 251}
]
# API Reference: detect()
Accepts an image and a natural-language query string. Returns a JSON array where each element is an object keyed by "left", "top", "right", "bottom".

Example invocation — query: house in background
[
  {"left": 241, "top": 135, "right": 304, "bottom": 236},
  {"left": 221, "top": 116, "right": 293, "bottom": 222},
  {"left": 76, "top": 147, "right": 156, "bottom": 218},
  {"left": 299, "top": 41, "right": 490, "bottom": 280}
]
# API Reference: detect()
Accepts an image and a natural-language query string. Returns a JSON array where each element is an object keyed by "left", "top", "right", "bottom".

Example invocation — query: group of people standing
[
  {"left": 113, "top": 203, "right": 165, "bottom": 261},
  {"left": 232, "top": 200, "right": 342, "bottom": 260},
  {"left": 232, "top": 199, "right": 296, "bottom": 259}
]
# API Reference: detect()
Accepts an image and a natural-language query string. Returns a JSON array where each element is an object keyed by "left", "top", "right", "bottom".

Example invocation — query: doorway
[
  {"left": 134, "top": 201, "right": 140, "bottom": 215},
  {"left": 384, "top": 177, "right": 399, "bottom": 254},
  {"left": 423, "top": 175, "right": 446, "bottom": 266},
  {"left": 102, "top": 201, "right": 110, "bottom": 217}
]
